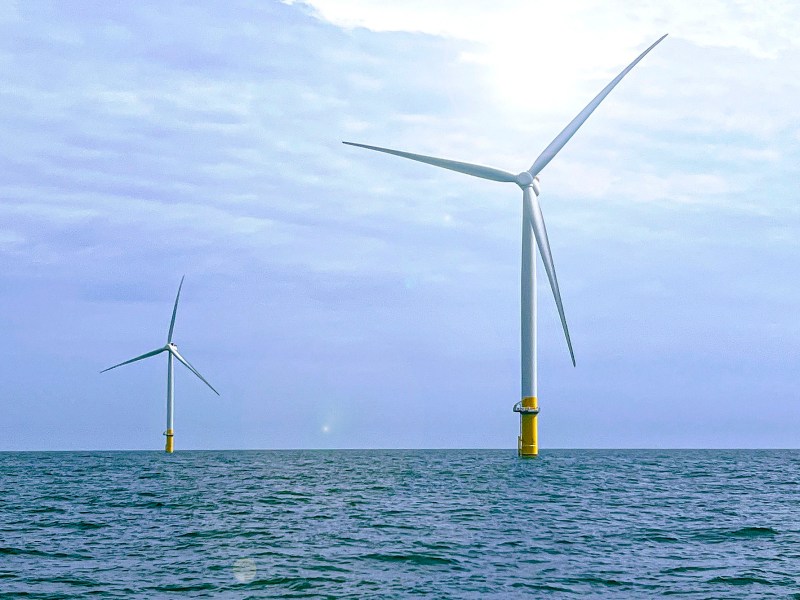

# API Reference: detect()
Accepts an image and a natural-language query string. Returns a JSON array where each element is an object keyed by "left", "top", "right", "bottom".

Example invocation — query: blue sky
[{"left": 1, "top": 0, "right": 798, "bottom": 450}]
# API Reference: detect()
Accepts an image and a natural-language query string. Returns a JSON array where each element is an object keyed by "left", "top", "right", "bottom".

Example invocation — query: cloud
[
  {"left": 1, "top": 1, "right": 798, "bottom": 449},
  {"left": 294, "top": 0, "right": 800, "bottom": 177}
]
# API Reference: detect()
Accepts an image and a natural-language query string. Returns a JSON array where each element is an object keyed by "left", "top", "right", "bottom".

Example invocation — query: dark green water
[{"left": 2, "top": 450, "right": 800, "bottom": 598}]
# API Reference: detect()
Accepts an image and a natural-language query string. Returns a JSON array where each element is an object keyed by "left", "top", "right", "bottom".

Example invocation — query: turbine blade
[
  {"left": 170, "top": 348, "right": 220, "bottom": 396},
  {"left": 528, "top": 34, "right": 667, "bottom": 177},
  {"left": 343, "top": 141, "right": 517, "bottom": 183},
  {"left": 524, "top": 188, "right": 576, "bottom": 366},
  {"left": 100, "top": 347, "right": 166, "bottom": 373},
  {"left": 167, "top": 275, "right": 185, "bottom": 344}
]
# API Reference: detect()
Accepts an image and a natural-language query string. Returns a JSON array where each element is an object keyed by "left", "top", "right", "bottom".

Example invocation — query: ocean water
[{"left": 2, "top": 450, "right": 800, "bottom": 598}]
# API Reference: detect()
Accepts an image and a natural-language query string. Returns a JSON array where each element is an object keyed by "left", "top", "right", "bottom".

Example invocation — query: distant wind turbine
[
  {"left": 101, "top": 276, "right": 219, "bottom": 453},
  {"left": 344, "top": 35, "right": 667, "bottom": 456}
]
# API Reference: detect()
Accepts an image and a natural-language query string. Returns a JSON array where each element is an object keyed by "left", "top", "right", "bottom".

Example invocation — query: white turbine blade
[
  {"left": 100, "top": 347, "right": 166, "bottom": 373},
  {"left": 167, "top": 275, "right": 185, "bottom": 344},
  {"left": 524, "top": 188, "right": 576, "bottom": 366},
  {"left": 170, "top": 348, "right": 220, "bottom": 396},
  {"left": 528, "top": 34, "right": 667, "bottom": 177},
  {"left": 343, "top": 141, "right": 518, "bottom": 183}
]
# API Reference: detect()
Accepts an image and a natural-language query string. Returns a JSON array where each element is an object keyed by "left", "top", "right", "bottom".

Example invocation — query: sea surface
[{"left": 2, "top": 450, "right": 800, "bottom": 598}]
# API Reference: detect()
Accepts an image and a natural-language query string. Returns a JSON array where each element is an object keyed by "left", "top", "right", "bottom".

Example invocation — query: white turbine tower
[
  {"left": 101, "top": 276, "right": 219, "bottom": 453},
  {"left": 344, "top": 35, "right": 667, "bottom": 456}
]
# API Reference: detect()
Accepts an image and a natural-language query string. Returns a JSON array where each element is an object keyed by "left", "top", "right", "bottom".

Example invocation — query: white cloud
[
  {"left": 0, "top": 230, "right": 25, "bottom": 248},
  {"left": 0, "top": 0, "right": 20, "bottom": 24},
  {"left": 293, "top": 0, "right": 800, "bottom": 175},
  {"left": 2, "top": 1, "right": 799, "bottom": 449},
  {"left": 292, "top": 0, "right": 800, "bottom": 55},
  {"left": 292, "top": 0, "right": 799, "bottom": 110}
]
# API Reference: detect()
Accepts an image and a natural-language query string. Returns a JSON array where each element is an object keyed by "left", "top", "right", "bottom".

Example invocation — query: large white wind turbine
[
  {"left": 344, "top": 35, "right": 667, "bottom": 456},
  {"left": 101, "top": 276, "right": 219, "bottom": 453}
]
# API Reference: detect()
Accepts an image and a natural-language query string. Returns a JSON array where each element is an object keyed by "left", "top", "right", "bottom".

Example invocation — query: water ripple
[{"left": 2, "top": 449, "right": 800, "bottom": 598}]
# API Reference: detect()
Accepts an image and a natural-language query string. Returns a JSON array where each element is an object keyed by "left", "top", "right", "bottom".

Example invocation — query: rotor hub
[{"left": 515, "top": 171, "right": 534, "bottom": 187}]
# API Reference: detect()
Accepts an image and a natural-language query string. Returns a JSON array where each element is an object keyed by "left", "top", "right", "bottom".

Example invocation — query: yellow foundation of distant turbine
[
  {"left": 515, "top": 396, "right": 539, "bottom": 457},
  {"left": 165, "top": 429, "right": 174, "bottom": 453}
]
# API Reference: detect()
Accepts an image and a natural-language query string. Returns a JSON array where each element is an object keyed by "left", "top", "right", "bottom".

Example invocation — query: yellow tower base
[
  {"left": 165, "top": 429, "right": 174, "bottom": 453},
  {"left": 514, "top": 396, "right": 539, "bottom": 457}
]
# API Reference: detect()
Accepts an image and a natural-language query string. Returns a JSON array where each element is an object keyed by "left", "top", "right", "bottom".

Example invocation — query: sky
[{"left": 1, "top": 0, "right": 798, "bottom": 450}]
